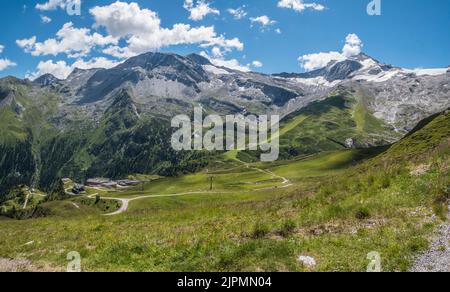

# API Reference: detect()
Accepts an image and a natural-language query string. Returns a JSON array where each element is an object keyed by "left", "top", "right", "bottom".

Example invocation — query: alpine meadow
[{"left": 0, "top": 0, "right": 449, "bottom": 274}]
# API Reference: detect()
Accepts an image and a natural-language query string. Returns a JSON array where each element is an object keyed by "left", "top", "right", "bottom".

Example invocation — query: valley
[
  {"left": 0, "top": 51, "right": 449, "bottom": 272},
  {"left": 0, "top": 109, "right": 448, "bottom": 271}
]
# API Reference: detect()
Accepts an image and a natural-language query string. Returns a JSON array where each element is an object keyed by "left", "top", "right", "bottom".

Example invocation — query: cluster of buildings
[{"left": 85, "top": 178, "right": 142, "bottom": 189}]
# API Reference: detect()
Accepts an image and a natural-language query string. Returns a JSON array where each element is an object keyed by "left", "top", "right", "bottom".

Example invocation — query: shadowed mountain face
[
  {"left": 28, "top": 52, "right": 450, "bottom": 131},
  {"left": 0, "top": 51, "right": 449, "bottom": 191},
  {"left": 33, "top": 74, "right": 62, "bottom": 87},
  {"left": 45, "top": 52, "right": 311, "bottom": 116},
  {"left": 275, "top": 59, "right": 364, "bottom": 82},
  {"left": 77, "top": 53, "right": 212, "bottom": 104}
]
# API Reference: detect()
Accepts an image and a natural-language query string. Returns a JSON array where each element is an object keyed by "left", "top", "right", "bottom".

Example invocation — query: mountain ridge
[
  {"left": 0, "top": 50, "right": 449, "bottom": 192},
  {"left": 23, "top": 51, "right": 448, "bottom": 130}
]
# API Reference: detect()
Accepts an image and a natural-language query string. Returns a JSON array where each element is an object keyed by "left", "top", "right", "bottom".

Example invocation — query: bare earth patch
[
  {"left": 410, "top": 164, "right": 431, "bottom": 176},
  {"left": 0, "top": 258, "right": 61, "bottom": 272}
]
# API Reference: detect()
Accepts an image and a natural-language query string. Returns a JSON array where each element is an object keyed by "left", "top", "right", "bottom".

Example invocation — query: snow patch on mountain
[
  {"left": 27, "top": 51, "right": 449, "bottom": 133},
  {"left": 404, "top": 68, "right": 448, "bottom": 76},
  {"left": 291, "top": 76, "right": 340, "bottom": 87},
  {"left": 202, "top": 65, "right": 231, "bottom": 75},
  {"left": 352, "top": 69, "right": 402, "bottom": 83}
]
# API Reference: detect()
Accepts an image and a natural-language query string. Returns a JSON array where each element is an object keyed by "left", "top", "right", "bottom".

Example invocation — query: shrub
[
  {"left": 319, "top": 184, "right": 336, "bottom": 197},
  {"left": 433, "top": 174, "right": 449, "bottom": 205},
  {"left": 351, "top": 181, "right": 364, "bottom": 193},
  {"left": 379, "top": 176, "right": 391, "bottom": 189},
  {"left": 252, "top": 221, "right": 269, "bottom": 239},
  {"left": 367, "top": 175, "right": 375, "bottom": 187},
  {"left": 6, "top": 205, "right": 51, "bottom": 220},
  {"left": 432, "top": 203, "right": 448, "bottom": 221},
  {"left": 44, "top": 179, "right": 69, "bottom": 202},
  {"left": 355, "top": 206, "right": 371, "bottom": 220},
  {"left": 0, "top": 205, "right": 6, "bottom": 215},
  {"left": 326, "top": 204, "right": 346, "bottom": 219}
]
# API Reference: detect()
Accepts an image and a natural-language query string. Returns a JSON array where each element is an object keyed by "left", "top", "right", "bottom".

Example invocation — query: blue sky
[{"left": 0, "top": 0, "right": 449, "bottom": 79}]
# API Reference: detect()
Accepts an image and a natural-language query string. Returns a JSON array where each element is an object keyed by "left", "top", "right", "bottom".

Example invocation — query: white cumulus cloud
[
  {"left": 35, "top": 0, "right": 80, "bottom": 11},
  {"left": 227, "top": 6, "right": 247, "bottom": 20},
  {"left": 0, "top": 59, "right": 17, "bottom": 71},
  {"left": 27, "top": 57, "right": 121, "bottom": 80},
  {"left": 89, "top": 1, "right": 242, "bottom": 59},
  {"left": 40, "top": 15, "right": 52, "bottom": 23},
  {"left": 252, "top": 61, "right": 263, "bottom": 68},
  {"left": 250, "top": 16, "right": 277, "bottom": 27},
  {"left": 298, "top": 33, "right": 363, "bottom": 71},
  {"left": 277, "top": 0, "right": 325, "bottom": 12},
  {"left": 0, "top": 44, "right": 16, "bottom": 72},
  {"left": 342, "top": 33, "right": 363, "bottom": 57},
  {"left": 20, "top": 1, "right": 245, "bottom": 76},
  {"left": 27, "top": 60, "right": 72, "bottom": 80},
  {"left": 298, "top": 51, "right": 345, "bottom": 71},
  {"left": 200, "top": 51, "right": 250, "bottom": 72},
  {"left": 183, "top": 0, "right": 220, "bottom": 21},
  {"left": 16, "top": 22, "right": 118, "bottom": 58}
]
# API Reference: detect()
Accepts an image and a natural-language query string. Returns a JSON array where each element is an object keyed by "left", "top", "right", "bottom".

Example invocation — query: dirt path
[
  {"left": 102, "top": 198, "right": 130, "bottom": 216},
  {"left": 0, "top": 258, "right": 61, "bottom": 272},
  {"left": 236, "top": 157, "right": 291, "bottom": 185},
  {"left": 410, "top": 205, "right": 450, "bottom": 272},
  {"left": 88, "top": 160, "right": 292, "bottom": 216},
  {"left": 100, "top": 191, "right": 230, "bottom": 216},
  {"left": 252, "top": 167, "right": 286, "bottom": 183}
]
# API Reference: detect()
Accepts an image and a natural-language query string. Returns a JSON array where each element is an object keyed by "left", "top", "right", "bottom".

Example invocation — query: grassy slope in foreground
[{"left": 0, "top": 111, "right": 448, "bottom": 272}]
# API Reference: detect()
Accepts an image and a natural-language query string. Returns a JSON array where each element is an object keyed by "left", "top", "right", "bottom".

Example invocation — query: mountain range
[{"left": 0, "top": 51, "right": 449, "bottom": 193}]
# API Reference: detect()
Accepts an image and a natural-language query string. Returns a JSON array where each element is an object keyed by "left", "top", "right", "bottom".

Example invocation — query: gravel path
[
  {"left": 95, "top": 161, "right": 292, "bottom": 216},
  {"left": 410, "top": 206, "right": 450, "bottom": 272},
  {"left": 102, "top": 198, "right": 130, "bottom": 216}
]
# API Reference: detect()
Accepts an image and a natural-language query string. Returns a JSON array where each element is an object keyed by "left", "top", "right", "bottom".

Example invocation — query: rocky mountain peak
[
  {"left": 273, "top": 58, "right": 364, "bottom": 82},
  {"left": 186, "top": 53, "right": 212, "bottom": 65},
  {"left": 323, "top": 59, "right": 363, "bottom": 81},
  {"left": 0, "top": 76, "right": 30, "bottom": 86},
  {"left": 118, "top": 52, "right": 206, "bottom": 71},
  {"left": 67, "top": 67, "right": 105, "bottom": 80},
  {"left": 0, "top": 77, "right": 30, "bottom": 106},
  {"left": 11, "top": 50, "right": 446, "bottom": 134},
  {"left": 72, "top": 52, "right": 212, "bottom": 104},
  {"left": 33, "top": 73, "right": 61, "bottom": 87},
  {"left": 273, "top": 53, "right": 396, "bottom": 82},
  {"left": 350, "top": 53, "right": 377, "bottom": 62}
]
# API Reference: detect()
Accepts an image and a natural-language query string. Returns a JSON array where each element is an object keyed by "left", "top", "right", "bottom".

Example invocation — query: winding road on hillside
[{"left": 90, "top": 159, "right": 291, "bottom": 216}]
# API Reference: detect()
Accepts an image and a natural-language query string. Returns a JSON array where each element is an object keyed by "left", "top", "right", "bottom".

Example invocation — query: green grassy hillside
[
  {"left": 235, "top": 91, "right": 401, "bottom": 162},
  {"left": 0, "top": 86, "right": 214, "bottom": 194},
  {"left": 1, "top": 80, "right": 407, "bottom": 197},
  {"left": 0, "top": 110, "right": 447, "bottom": 272},
  {"left": 278, "top": 92, "right": 401, "bottom": 157},
  {"left": 0, "top": 79, "right": 40, "bottom": 194}
]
